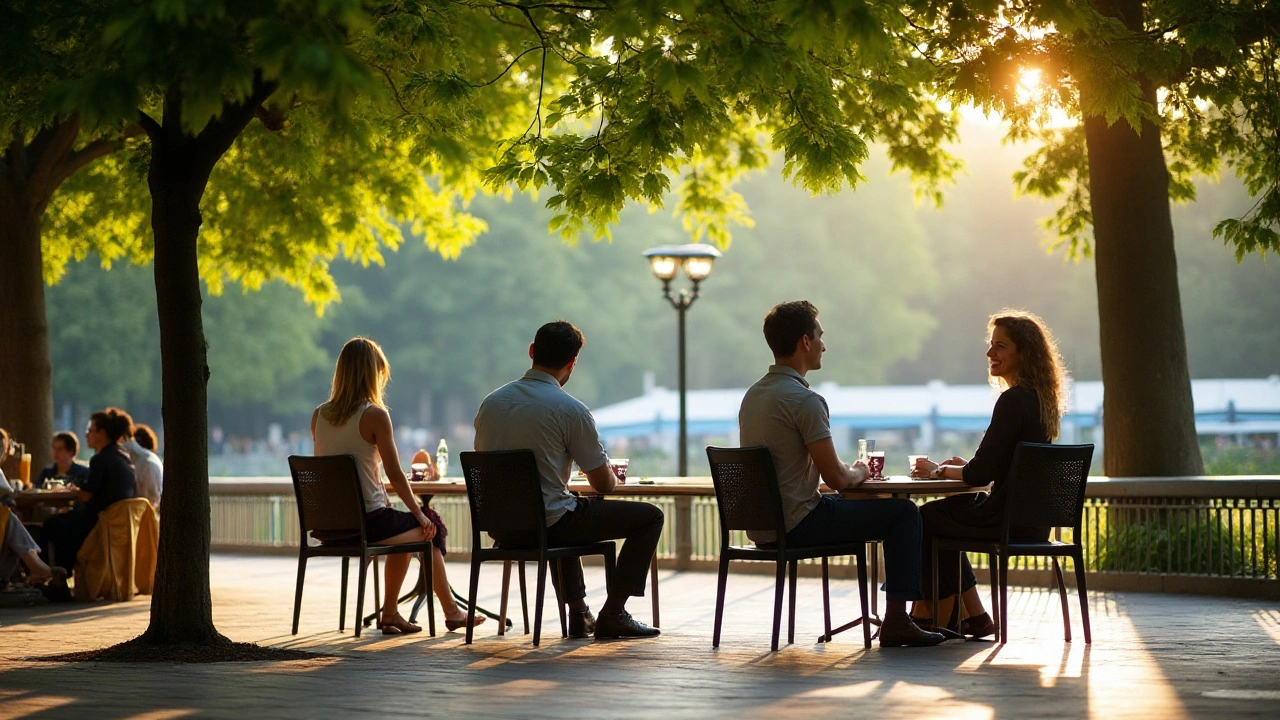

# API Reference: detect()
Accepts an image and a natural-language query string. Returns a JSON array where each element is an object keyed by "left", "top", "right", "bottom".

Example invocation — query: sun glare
[{"left": 1016, "top": 68, "right": 1043, "bottom": 104}]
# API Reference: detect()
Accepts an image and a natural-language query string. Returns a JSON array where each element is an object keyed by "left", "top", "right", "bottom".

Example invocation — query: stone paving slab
[{"left": 1, "top": 554, "right": 1278, "bottom": 719}]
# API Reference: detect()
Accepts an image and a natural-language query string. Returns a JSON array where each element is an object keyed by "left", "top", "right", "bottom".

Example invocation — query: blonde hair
[
  {"left": 988, "top": 309, "right": 1069, "bottom": 440},
  {"left": 320, "top": 337, "right": 390, "bottom": 426}
]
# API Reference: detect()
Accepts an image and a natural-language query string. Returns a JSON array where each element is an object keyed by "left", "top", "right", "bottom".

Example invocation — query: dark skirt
[{"left": 315, "top": 506, "right": 448, "bottom": 556}]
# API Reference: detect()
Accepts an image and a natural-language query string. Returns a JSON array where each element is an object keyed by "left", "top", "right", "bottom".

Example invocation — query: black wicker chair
[
  {"left": 288, "top": 454, "right": 434, "bottom": 637},
  {"left": 460, "top": 450, "right": 617, "bottom": 646},
  {"left": 932, "top": 442, "right": 1094, "bottom": 644},
  {"left": 707, "top": 446, "right": 871, "bottom": 651}
]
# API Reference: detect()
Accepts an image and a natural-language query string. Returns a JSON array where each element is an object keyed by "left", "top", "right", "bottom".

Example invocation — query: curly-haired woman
[{"left": 909, "top": 309, "right": 1069, "bottom": 639}]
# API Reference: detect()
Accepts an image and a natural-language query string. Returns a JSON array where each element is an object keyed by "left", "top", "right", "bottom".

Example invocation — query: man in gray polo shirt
[
  {"left": 739, "top": 301, "right": 945, "bottom": 647},
  {"left": 474, "top": 320, "right": 663, "bottom": 640}
]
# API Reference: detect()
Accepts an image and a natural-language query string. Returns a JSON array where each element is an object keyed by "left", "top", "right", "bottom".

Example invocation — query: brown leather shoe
[
  {"left": 568, "top": 610, "right": 596, "bottom": 639},
  {"left": 962, "top": 612, "right": 998, "bottom": 640},
  {"left": 594, "top": 610, "right": 659, "bottom": 639},
  {"left": 879, "top": 613, "right": 947, "bottom": 647}
]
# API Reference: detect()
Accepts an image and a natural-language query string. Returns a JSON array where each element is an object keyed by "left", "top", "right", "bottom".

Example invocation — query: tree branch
[
  {"left": 49, "top": 125, "right": 143, "bottom": 188},
  {"left": 138, "top": 111, "right": 162, "bottom": 140}
]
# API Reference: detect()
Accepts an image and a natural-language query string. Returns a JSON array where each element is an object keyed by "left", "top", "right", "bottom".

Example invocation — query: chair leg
[
  {"left": 1074, "top": 549, "right": 1091, "bottom": 644},
  {"left": 821, "top": 557, "right": 832, "bottom": 643},
  {"left": 713, "top": 553, "right": 730, "bottom": 648},
  {"left": 372, "top": 556, "right": 381, "bottom": 626},
  {"left": 337, "top": 556, "right": 348, "bottom": 632},
  {"left": 856, "top": 552, "right": 871, "bottom": 649},
  {"left": 423, "top": 551, "right": 436, "bottom": 636},
  {"left": 519, "top": 561, "right": 530, "bottom": 635},
  {"left": 787, "top": 560, "right": 798, "bottom": 645},
  {"left": 499, "top": 561, "right": 512, "bottom": 637},
  {"left": 931, "top": 539, "right": 940, "bottom": 633},
  {"left": 649, "top": 552, "right": 660, "bottom": 628},
  {"left": 1053, "top": 556, "right": 1071, "bottom": 642},
  {"left": 292, "top": 553, "right": 308, "bottom": 636},
  {"left": 771, "top": 560, "right": 786, "bottom": 652},
  {"left": 869, "top": 542, "right": 880, "bottom": 618},
  {"left": 355, "top": 554, "right": 370, "bottom": 639},
  {"left": 987, "top": 553, "right": 999, "bottom": 633},
  {"left": 951, "top": 550, "right": 964, "bottom": 632},
  {"left": 465, "top": 556, "right": 482, "bottom": 645},
  {"left": 533, "top": 560, "right": 549, "bottom": 647},
  {"left": 554, "top": 562, "right": 568, "bottom": 638},
  {"left": 999, "top": 554, "right": 1009, "bottom": 644}
]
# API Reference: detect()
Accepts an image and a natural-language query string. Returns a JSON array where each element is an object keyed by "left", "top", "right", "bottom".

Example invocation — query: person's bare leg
[
  {"left": 430, "top": 546, "right": 483, "bottom": 625},
  {"left": 961, "top": 586, "right": 986, "bottom": 617},
  {"left": 381, "top": 553, "right": 411, "bottom": 620}
]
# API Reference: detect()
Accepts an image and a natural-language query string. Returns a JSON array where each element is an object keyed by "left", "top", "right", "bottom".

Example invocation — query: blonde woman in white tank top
[{"left": 311, "top": 337, "right": 484, "bottom": 634}]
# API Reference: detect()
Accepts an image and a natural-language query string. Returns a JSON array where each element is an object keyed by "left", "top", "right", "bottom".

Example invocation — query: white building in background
[{"left": 591, "top": 375, "right": 1280, "bottom": 458}]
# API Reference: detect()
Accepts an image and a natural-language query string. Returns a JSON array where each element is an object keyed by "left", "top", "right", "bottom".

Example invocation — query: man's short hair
[
  {"left": 532, "top": 321, "right": 585, "bottom": 370},
  {"left": 133, "top": 424, "right": 158, "bottom": 452},
  {"left": 763, "top": 301, "right": 820, "bottom": 358},
  {"left": 89, "top": 407, "right": 134, "bottom": 444},
  {"left": 53, "top": 431, "right": 79, "bottom": 456}
]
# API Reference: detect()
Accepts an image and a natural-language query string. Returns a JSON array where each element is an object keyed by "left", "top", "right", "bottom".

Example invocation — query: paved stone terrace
[{"left": 2, "top": 555, "right": 1279, "bottom": 719}]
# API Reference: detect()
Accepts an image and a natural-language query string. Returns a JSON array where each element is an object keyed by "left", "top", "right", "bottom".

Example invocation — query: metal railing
[{"left": 209, "top": 476, "right": 1280, "bottom": 598}]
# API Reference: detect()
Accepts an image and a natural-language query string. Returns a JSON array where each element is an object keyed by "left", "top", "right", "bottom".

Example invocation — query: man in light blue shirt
[
  {"left": 739, "top": 301, "right": 945, "bottom": 647},
  {"left": 475, "top": 321, "right": 663, "bottom": 640}
]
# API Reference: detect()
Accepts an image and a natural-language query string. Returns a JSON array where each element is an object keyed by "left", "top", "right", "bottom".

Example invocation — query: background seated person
[
  {"left": 1, "top": 427, "right": 63, "bottom": 586},
  {"left": 122, "top": 422, "right": 164, "bottom": 508},
  {"left": 34, "top": 432, "right": 90, "bottom": 489},
  {"left": 40, "top": 408, "right": 137, "bottom": 572}
]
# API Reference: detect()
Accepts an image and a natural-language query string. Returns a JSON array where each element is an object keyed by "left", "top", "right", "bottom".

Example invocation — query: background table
[{"left": 13, "top": 489, "right": 80, "bottom": 522}]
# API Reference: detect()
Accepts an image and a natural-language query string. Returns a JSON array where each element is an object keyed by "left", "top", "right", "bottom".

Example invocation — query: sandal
[
  {"left": 379, "top": 613, "right": 423, "bottom": 635},
  {"left": 445, "top": 613, "right": 487, "bottom": 632}
]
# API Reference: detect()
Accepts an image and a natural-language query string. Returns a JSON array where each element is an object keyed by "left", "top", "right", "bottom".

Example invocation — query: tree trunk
[
  {"left": 138, "top": 81, "right": 273, "bottom": 645},
  {"left": 0, "top": 165, "right": 55, "bottom": 476},
  {"left": 141, "top": 139, "right": 222, "bottom": 644},
  {"left": 1083, "top": 0, "right": 1204, "bottom": 477}
]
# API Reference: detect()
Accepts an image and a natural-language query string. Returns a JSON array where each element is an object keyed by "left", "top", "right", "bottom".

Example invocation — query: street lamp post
[{"left": 642, "top": 243, "right": 722, "bottom": 476}]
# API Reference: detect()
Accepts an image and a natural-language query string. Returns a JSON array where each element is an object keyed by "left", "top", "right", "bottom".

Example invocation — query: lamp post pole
[
  {"left": 644, "top": 243, "right": 720, "bottom": 478},
  {"left": 659, "top": 279, "right": 701, "bottom": 477}
]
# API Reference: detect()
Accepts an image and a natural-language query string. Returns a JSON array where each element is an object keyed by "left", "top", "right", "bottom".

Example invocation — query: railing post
[{"left": 675, "top": 496, "right": 693, "bottom": 570}]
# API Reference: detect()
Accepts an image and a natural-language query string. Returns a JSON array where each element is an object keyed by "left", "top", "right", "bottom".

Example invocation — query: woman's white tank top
[{"left": 313, "top": 403, "right": 390, "bottom": 512}]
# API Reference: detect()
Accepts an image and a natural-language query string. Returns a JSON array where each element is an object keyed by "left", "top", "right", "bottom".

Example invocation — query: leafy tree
[
  {"left": 0, "top": 0, "right": 142, "bottom": 472},
  {"left": 901, "top": 0, "right": 1280, "bottom": 474}
]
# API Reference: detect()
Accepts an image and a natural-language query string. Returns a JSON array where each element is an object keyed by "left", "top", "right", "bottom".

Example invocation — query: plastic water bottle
[{"left": 436, "top": 438, "right": 449, "bottom": 479}]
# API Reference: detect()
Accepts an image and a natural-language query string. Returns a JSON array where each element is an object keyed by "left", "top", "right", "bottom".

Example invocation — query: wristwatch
[{"left": 931, "top": 465, "right": 944, "bottom": 479}]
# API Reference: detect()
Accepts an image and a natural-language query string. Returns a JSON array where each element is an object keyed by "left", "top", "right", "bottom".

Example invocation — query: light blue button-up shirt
[{"left": 474, "top": 369, "right": 610, "bottom": 525}]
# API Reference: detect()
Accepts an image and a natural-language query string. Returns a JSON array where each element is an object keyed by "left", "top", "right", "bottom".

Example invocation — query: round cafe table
[{"left": 818, "top": 476, "right": 989, "bottom": 643}]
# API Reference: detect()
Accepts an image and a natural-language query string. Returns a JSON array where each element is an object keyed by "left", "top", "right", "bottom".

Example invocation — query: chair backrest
[
  {"left": 459, "top": 450, "right": 548, "bottom": 539},
  {"left": 1002, "top": 443, "right": 1094, "bottom": 535},
  {"left": 287, "top": 455, "right": 368, "bottom": 538},
  {"left": 706, "top": 446, "right": 788, "bottom": 542}
]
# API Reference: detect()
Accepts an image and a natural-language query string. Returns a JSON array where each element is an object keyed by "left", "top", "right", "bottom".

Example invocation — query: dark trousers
[
  {"left": 491, "top": 497, "right": 664, "bottom": 605},
  {"left": 919, "top": 493, "right": 1049, "bottom": 599},
  {"left": 41, "top": 507, "right": 99, "bottom": 571},
  {"left": 785, "top": 495, "right": 924, "bottom": 603}
]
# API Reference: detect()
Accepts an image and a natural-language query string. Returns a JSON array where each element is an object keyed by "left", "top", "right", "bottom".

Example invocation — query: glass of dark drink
[
  {"left": 610, "top": 458, "right": 629, "bottom": 483},
  {"left": 867, "top": 451, "right": 886, "bottom": 480}
]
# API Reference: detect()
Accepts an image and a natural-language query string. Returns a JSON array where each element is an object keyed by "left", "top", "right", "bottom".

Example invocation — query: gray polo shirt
[
  {"left": 738, "top": 365, "right": 832, "bottom": 542},
  {"left": 474, "top": 369, "right": 610, "bottom": 526}
]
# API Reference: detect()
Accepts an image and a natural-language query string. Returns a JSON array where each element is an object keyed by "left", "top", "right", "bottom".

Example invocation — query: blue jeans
[{"left": 785, "top": 495, "right": 924, "bottom": 602}]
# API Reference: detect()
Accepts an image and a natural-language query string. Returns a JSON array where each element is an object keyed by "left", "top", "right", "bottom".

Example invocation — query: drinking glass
[
  {"left": 610, "top": 458, "right": 630, "bottom": 482},
  {"left": 857, "top": 439, "right": 875, "bottom": 463},
  {"left": 867, "top": 451, "right": 886, "bottom": 479},
  {"left": 410, "top": 462, "right": 430, "bottom": 481},
  {"left": 907, "top": 454, "right": 929, "bottom": 478}
]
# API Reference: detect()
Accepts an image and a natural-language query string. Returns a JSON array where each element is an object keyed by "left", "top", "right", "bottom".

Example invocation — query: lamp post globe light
[{"left": 642, "top": 243, "right": 722, "bottom": 476}]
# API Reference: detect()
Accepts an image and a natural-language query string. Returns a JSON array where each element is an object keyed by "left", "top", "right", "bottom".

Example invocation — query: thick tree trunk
[
  {"left": 141, "top": 141, "right": 222, "bottom": 644},
  {"left": 1084, "top": 0, "right": 1204, "bottom": 477},
  {"left": 138, "top": 81, "right": 273, "bottom": 645},
  {"left": 0, "top": 187, "right": 54, "bottom": 475}
]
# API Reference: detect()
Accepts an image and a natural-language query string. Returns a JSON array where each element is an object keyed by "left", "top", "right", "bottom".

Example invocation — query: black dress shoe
[
  {"left": 594, "top": 611, "right": 660, "bottom": 639},
  {"left": 568, "top": 610, "right": 596, "bottom": 639},
  {"left": 879, "top": 613, "right": 947, "bottom": 647}
]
